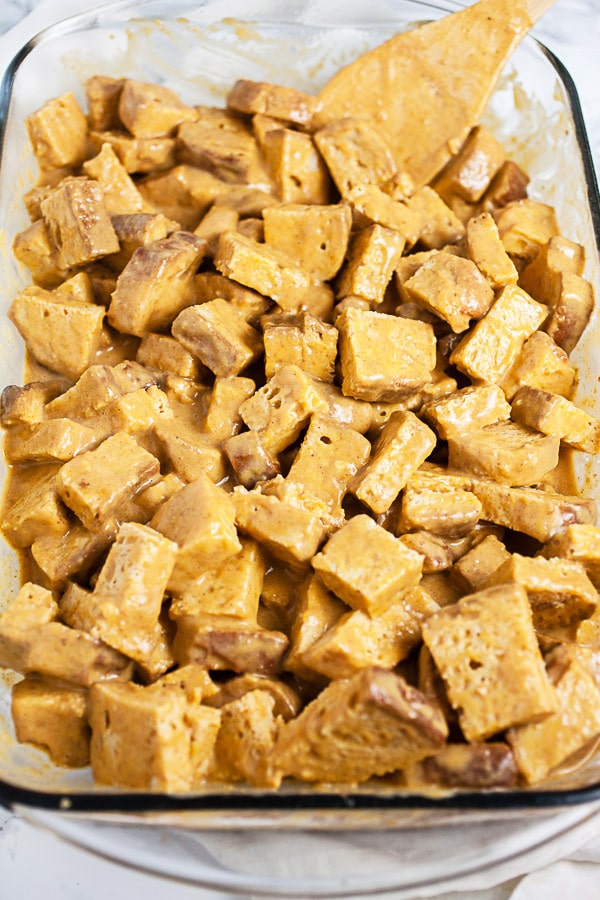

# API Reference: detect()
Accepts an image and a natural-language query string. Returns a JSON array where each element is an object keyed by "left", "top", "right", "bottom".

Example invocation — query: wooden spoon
[{"left": 313, "top": 0, "right": 557, "bottom": 186}]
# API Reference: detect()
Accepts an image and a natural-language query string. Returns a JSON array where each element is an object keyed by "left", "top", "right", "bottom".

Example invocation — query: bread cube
[
  {"left": 259, "top": 474, "right": 336, "bottom": 534},
  {"left": 89, "top": 680, "right": 220, "bottom": 790},
  {"left": 273, "top": 667, "right": 448, "bottom": 784},
  {"left": 519, "top": 234, "right": 594, "bottom": 356},
  {"left": 303, "top": 585, "right": 439, "bottom": 680},
  {"left": 3, "top": 418, "right": 103, "bottom": 463},
  {"left": 310, "top": 378, "right": 375, "bottom": 434},
  {"left": 205, "top": 673, "right": 300, "bottom": 720},
  {"left": 130, "top": 473, "right": 185, "bottom": 521},
  {"left": 433, "top": 126, "right": 506, "bottom": 204},
  {"left": 9, "top": 285, "right": 105, "bottom": 381},
  {"left": 451, "top": 534, "right": 511, "bottom": 593},
  {"left": 223, "top": 430, "right": 280, "bottom": 488},
  {"left": 286, "top": 414, "right": 371, "bottom": 522},
  {"left": 56, "top": 432, "right": 160, "bottom": 531},
  {"left": 193, "top": 205, "right": 239, "bottom": 254},
  {"left": 211, "top": 689, "right": 280, "bottom": 787},
  {"left": 136, "top": 332, "right": 203, "bottom": 379},
  {"left": 406, "top": 463, "right": 477, "bottom": 493},
  {"left": 284, "top": 575, "right": 346, "bottom": 683},
  {"left": 263, "top": 311, "right": 338, "bottom": 382},
  {"left": 151, "top": 474, "right": 241, "bottom": 593},
  {"left": 410, "top": 464, "right": 595, "bottom": 543},
  {"left": 214, "top": 230, "right": 333, "bottom": 314},
  {"left": 239, "top": 364, "right": 328, "bottom": 455},
  {"left": 519, "top": 235, "right": 585, "bottom": 304},
  {"left": 12, "top": 677, "right": 90, "bottom": 767},
  {"left": 381, "top": 169, "right": 416, "bottom": 201},
  {"left": 395, "top": 254, "right": 441, "bottom": 305},
  {"left": 137, "top": 165, "right": 228, "bottom": 229},
  {"left": 153, "top": 417, "right": 225, "bottom": 485},
  {"left": 0, "top": 583, "right": 58, "bottom": 672},
  {"left": 404, "top": 742, "right": 518, "bottom": 789},
  {"left": 1, "top": 582, "right": 58, "bottom": 628},
  {"left": 542, "top": 524, "right": 600, "bottom": 591},
  {"left": 69, "top": 522, "right": 175, "bottom": 659},
  {"left": 487, "top": 553, "right": 598, "bottom": 639},
  {"left": 260, "top": 567, "right": 298, "bottom": 617},
  {"left": 314, "top": 118, "right": 397, "bottom": 195},
  {"left": 200, "top": 375, "right": 256, "bottom": 442},
  {"left": 263, "top": 203, "right": 351, "bottom": 281},
  {"left": 422, "top": 583, "right": 558, "bottom": 741},
  {"left": 176, "top": 108, "right": 263, "bottom": 183},
  {"left": 169, "top": 538, "right": 265, "bottom": 621},
  {"left": 404, "top": 252, "right": 494, "bottom": 333},
  {"left": 72, "top": 266, "right": 118, "bottom": 308},
  {"left": 337, "top": 307, "right": 436, "bottom": 402},
  {"left": 400, "top": 531, "right": 454, "bottom": 574},
  {"left": 86, "top": 75, "right": 124, "bottom": 130},
  {"left": 31, "top": 528, "right": 109, "bottom": 590},
  {"left": 493, "top": 198, "right": 559, "bottom": 264},
  {"left": 508, "top": 647, "right": 600, "bottom": 783},
  {"left": 227, "top": 79, "right": 317, "bottom": 126},
  {"left": 153, "top": 664, "right": 218, "bottom": 703},
  {"left": 0, "top": 380, "right": 63, "bottom": 427},
  {"left": 512, "top": 386, "right": 600, "bottom": 454},
  {"left": 251, "top": 107, "right": 295, "bottom": 147},
  {"left": 133, "top": 613, "right": 176, "bottom": 682},
  {"left": 233, "top": 485, "right": 326, "bottom": 566},
  {"left": 82, "top": 142, "right": 144, "bottom": 214},
  {"left": 46, "top": 361, "right": 155, "bottom": 420},
  {"left": 22, "top": 182, "right": 63, "bottom": 221},
  {"left": 26, "top": 92, "right": 88, "bottom": 170},
  {"left": 344, "top": 184, "right": 421, "bottom": 246},
  {"left": 262, "top": 127, "right": 331, "bottom": 204},
  {"left": 194, "top": 272, "right": 271, "bottom": 324},
  {"left": 105, "top": 385, "right": 174, "bottom": 452},
  {"left": 400, "top": 486, "right": 482, "bottom": 538},
  {"left": 171, "top": 612, "right": 288, "bottom": 675},
  {"left": 401, "top": 186, "right": 466, "bottom": 249},
  {"left": 421, "top": 384, "right": 511, "bottom": 440},
  {"left": 477, "top": 481, "right": 595, "bottom": 543},
  {"left": 465, "top": 211, "right": 518, "bottom": 288},
  {"left": 226, "top": 218, "right": 263, "bottom": 242},
  {"left": 336, "top": 224, "right": 405, "bottom": 304},
  {"left": 54, "top": 271, "right": 97, "bottom": 304},
  {"left": 108, "top": 231, "right": 205, "bottom": 337},
  {"left": 21, "top": 620, "right": 133, "bottom": 687},
  {"left": 40, "top": 177, "right": 119, "bottom": 268},
  {"left": 449, "top": 284, "right": 547, "bottom": 383},
  {"left": 312, "top": 514, "right": 423, "bottom": 616},
  {"left": 91, "top": 130, "right": 176, "bottom": 174},
  {"left": 118, "top": 79, "right": 197, "bottom": 137},
  {"left": 1, "top": 465, "right": 70, "bottom": 549},
  {"left": 500, "top": 331, "right": 576, "bottom": 400},
  {"left": 172, "top": 299, "right": 262, "bottom": 377},
  {"left": 544, "top": 272, "right": 594, "bottom": 355},
  {"left": 12, "top": 219, "right": 67, "bottom": 287},
  {"left": 352, "top": 410, "right": 436, "bottom": 515},
  {"left": 480, "top": 159, "right": 530, "bottom": 212},
  {"left": 447, "top": 420, "right": 559, "bottom": 487}
]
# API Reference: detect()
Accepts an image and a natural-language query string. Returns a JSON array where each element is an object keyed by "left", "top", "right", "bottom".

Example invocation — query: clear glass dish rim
[{"left": 0, "top": 0, "right": 599, "bottom": 820}]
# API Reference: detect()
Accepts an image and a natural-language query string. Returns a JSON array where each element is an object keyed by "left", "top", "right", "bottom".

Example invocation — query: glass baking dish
[{"left": 1, "top": 0, "right": 600, "bottom": 894}]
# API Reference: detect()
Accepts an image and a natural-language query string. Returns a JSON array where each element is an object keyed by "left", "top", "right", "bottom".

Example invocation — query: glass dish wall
[{"left": 1, "top": 0, "right": 600, "bottom": 826}]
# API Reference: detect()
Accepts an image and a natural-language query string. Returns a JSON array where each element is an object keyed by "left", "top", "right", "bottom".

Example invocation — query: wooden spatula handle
[{"left": 526, "top": 0, "right": 557, "bottom": 24}]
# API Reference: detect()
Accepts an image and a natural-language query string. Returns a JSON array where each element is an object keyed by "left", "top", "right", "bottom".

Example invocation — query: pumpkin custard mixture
[{"left": 1, "top": 10, "right": 600, "bottom": 795}]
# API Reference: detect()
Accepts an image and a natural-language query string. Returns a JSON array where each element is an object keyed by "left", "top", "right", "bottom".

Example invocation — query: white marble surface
[{"left": 1, "top": 1, "right": 600, "bottom": 899}]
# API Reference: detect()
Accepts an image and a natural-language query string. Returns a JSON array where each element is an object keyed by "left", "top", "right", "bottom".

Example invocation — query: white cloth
[{"left": 1, "top": 2, "right": 600, "bottom": 899}]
